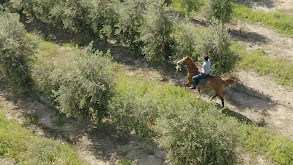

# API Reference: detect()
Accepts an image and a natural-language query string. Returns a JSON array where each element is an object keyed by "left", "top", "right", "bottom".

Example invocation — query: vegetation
[
  {"left": 108, "top": 73, "right": 239, "bottom": 164},
  {"left": 114, "top": 0, "right": 144, "bottom": 54},
  {"left": 232, "top": 3, "right": 293, "bottom": 35},
  {"left": 0, "top": 110, "right": 87, "bottom": 164},
  {"left": 196, "top": 22, "right": 238, "bottom": 75},
  {"left": 170, "top": 0, "right": 204, "bottom": 16},
  {"left": 239, "top": 123, "right": 293, "bottom": 165},
  {"left": 34, "top": 43, "right": 115, "bottom": 120},
  {"left": 0, "top": 9, "right": 35, "bottom": 94},
  {"left": 172, "top": 23, "right": 201, "bottom": 61},
  {"left": 108, "top": 72, "right": 293, "bottom": 164},
  {"left": 140, "top": 0, "right": 175, "bottom": 61},
  {"left": 203, "top": 0, "right": 234, "bottom": 23}
]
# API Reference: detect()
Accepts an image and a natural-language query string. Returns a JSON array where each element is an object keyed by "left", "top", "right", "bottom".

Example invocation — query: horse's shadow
[{"left": 223, "top": 81, "right": 276, "bottom": 111}]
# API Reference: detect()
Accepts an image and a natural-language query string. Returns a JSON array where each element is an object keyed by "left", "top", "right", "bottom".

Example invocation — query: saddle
[{"left": 197, "top": 75, "right": 211, "bottom": 86}]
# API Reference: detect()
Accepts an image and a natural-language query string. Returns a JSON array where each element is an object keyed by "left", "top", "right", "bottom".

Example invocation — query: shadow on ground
[{"left": 228, "top": 28, "right": 267, "bottom": 43}]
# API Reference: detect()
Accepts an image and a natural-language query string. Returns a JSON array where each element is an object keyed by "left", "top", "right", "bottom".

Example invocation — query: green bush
[
  {"left": 10, "top": 0, "right": 58, "bottom": 23},
  {"left": 155, "top": 100, "right": 239, "bottom": 165},
  {"left": 49, "top": 0, "right": 89, "bottom": 32},
  {"left": 172, "top": 23, "right": 204, "bottom": 61},
  {"left": 114, "top": 0, "right": 144, "bottom": 54},
  {"left": 52, "top": 45, "right": 115, "bottom": 120},
  {"left": 140, "top": 0, "right": 175, "bottom": 62},
  {"left": 85, "top": 0, "right": 118, "bottom": 42},
  {"left": 109, "top": 92, "right": 159, "bottom": 141},
  {"left": 196, "top": 22, "right": 238, "bottom": 75},
  {"left": 0, "top": 11, "right": 35, "bottom": 94},
  {"left": 203, "top": 0, "right": 233, "bottom": 23},
  {"left": 34, "top": 44, "right": 115, "bottom": 120}
]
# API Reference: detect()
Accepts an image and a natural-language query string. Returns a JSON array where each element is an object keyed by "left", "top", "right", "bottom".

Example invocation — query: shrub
[
  {"left": 49, "top": 0, "right": 89, "bottom": 32},
  {"left": 10, "top": 0, "right": 58, "bottom": 23},
  {"left": 34, "top": 44, "right": 115, "bottom": 120},
  {"left": 53, "top": 45, "right": 115, "bottom": 120},
  {"left": 155, "top": 100, "right": 239, "bottom": 165},
  {"left": 172, "top": 23, "right": 203, "bottom": 61},
  {"left": 203, "top": 0, "right": 233, "bottom": 23},
  {"left": 0, "top": 11, "right": 35, "bottom": 94},
  {"left": 86, "top": 0, "right": 118, "bottom": 42},
  {"left": 108, "top": 92, "right": 159, "bottom": 141},
  {"left": 140, "top": 0, "right": 175, "bottom": 62},
  {"left": 114, "top": 0, "right": 144, "bottom": 54},
  {"left": 196, "top": 22, "right": 238, "bottom": 75},
  {"left": 177, "top": 0, "right": 204, "bottom": 16}
]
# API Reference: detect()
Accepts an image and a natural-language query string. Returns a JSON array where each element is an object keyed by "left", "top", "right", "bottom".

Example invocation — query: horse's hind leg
[
  {"left": 218, "top": 94, "right": 224, "bottom": 107},
  {"left": 210, "top": 94, "right": 217, "bottom": 101}
]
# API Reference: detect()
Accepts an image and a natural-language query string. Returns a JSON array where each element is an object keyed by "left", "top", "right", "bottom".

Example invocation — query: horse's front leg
[
  {"left": 197, "top": 88, "right": 201, "bottom": 98},
  {"left": 184, "top": 81, "right": 190, "bottom": 90}
]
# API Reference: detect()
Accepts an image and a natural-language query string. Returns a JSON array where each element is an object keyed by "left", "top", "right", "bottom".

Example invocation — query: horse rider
[{"left": 189, "top": 55, "right": 211, "bottom": 89}]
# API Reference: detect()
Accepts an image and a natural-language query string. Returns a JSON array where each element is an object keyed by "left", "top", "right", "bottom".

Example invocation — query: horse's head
[
  {"left": 177, "top": 56, "right": 194, "bottom": 66},
  {"left": 176, "top": 56, "right": 199, "bottom": 73}
]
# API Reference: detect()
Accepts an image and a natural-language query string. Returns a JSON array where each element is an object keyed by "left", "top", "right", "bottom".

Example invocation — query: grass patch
[
  {"left": 25, "top": 114, "right": 39, "bottom": 124},
  {"left": 231, "top": 42, "right": 293, "bottom": 87},
  {"left": 239, "top": 123, "right": 293, "bottom": 164},
  {"left": 232, "top": 3, "right": 293, "bottom": 35},
  {"left": 0, "top": 110, "right": 87, "bottom": 164}
]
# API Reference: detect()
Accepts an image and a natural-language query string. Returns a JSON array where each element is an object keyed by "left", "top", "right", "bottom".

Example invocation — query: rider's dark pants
[{"left": 192, "top": 73, "right": 209, "bottom": 88}]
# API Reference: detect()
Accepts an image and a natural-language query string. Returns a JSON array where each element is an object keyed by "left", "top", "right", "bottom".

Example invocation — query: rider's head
[{"left": 203, "top": 55, "right": 209, "bottom": 61}]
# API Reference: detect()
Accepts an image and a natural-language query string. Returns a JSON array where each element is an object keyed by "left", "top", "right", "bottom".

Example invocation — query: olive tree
[
  {"left": 196, "top": 22, "right": 238, "bottom": 75},
  {"left": 0, "top": 11, "right": 35, "bottom": 93},
  {"left": 140, "top": 0, "right": 175, "bottom": 62},
  {"left": 114, "top": 0, "right": 144, "bottom": 54},
  {"left": 203, "top": 0, "right": 233, "bottom": 23}
]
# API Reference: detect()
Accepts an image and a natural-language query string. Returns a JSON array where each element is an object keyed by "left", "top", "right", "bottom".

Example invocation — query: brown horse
[{"left": 177, "top": 56, "right": 237, "bottom": 107}]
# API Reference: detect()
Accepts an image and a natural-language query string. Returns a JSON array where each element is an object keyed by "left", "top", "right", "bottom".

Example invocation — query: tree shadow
[
  {"left": 235, "top": 0, "right": 275, "bottom": 9},
  {"left": 228, "top": 28, "right": 267, "bottom": 43}
]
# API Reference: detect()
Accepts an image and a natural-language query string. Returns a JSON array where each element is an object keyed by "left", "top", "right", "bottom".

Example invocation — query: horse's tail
[{"left": 221, "top": 75, "right": 237, "bottom": 86}]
